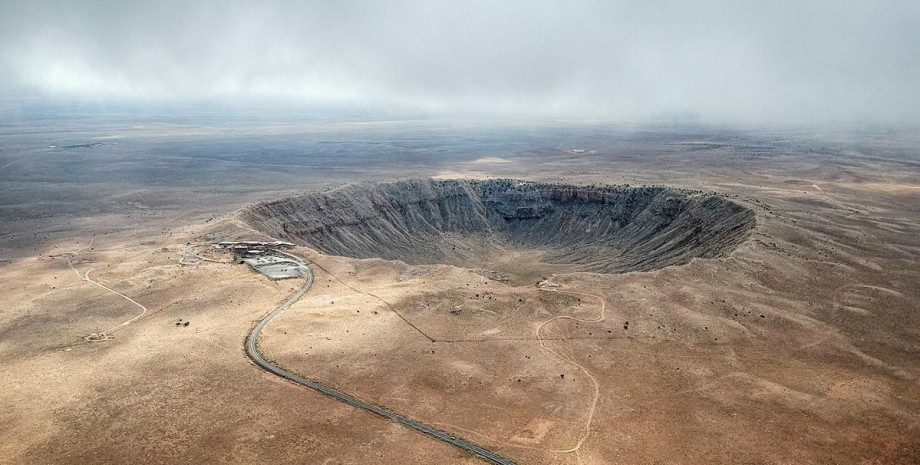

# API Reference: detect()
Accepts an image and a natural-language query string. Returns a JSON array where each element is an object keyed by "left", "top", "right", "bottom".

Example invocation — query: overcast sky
[{"left": 1, "top": 0, "right": 918, "bottom": 123}]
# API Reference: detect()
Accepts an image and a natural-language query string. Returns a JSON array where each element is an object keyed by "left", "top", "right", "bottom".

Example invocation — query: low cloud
[{"left": 1, "top": 1, "right": 918, "bottom": 123}]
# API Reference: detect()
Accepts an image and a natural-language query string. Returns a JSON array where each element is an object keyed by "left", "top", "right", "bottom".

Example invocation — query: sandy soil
[{"left": 1, "top": 123, "right": 918, "bottom": 464}]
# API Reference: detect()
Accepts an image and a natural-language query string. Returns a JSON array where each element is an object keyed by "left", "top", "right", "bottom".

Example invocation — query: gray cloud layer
[{"left": 1, "top": 0, "right": 919, "bottom": 123}]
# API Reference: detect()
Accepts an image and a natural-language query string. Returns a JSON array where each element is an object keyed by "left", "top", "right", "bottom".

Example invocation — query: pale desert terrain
[{"left": 1, "top": 118, "right": 918, "bottom": 464}]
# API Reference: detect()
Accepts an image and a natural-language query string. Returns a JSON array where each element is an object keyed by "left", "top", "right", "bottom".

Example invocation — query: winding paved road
[{"left": 245, "top": 255, "right": 518, "bottom": 465}]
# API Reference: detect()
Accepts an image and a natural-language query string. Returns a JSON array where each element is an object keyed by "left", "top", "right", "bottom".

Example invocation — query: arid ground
[{"left": 1, "top": 115, "right": 918, "bottom": 464}]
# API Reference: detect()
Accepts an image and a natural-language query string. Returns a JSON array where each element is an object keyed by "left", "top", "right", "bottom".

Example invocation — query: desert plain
[{"left": 1, "top": 114, "right": 918, "bottom": 464}]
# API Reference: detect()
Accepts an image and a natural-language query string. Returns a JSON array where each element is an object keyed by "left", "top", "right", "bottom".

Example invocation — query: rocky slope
[{"left": 242, "top": 179, "right": 755, "bottom": 274}]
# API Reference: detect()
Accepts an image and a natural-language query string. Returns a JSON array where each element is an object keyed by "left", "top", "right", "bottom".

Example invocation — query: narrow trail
[
  {"left": 66, "top": 259, "right": 150, "bottom": 334},
  {"left": 432, "top": 281, "right": 609, "bottom": 464},
  {"left": 160, "top": 208, "right": 199, "bottom": 226},
  {"left": 534, "top": 284, "right": 606, "bottom": 456},
  {"left": 792, "top": 281, "right": 886, "bottom": 354},
  {"left": 305, "top": 254, "right": 435, "bottom": 342},
  {"left": 63, "top": 237, "right": 149, "bottom": 335},
  {"left": 303, "top": 256, "right": 606, "bottom": 459},
  {"left": 0, "top": 152, "right": 36, "bottom": 171},
  {"left": 61, "top": 204, "right": 218, "bottom": 336}
]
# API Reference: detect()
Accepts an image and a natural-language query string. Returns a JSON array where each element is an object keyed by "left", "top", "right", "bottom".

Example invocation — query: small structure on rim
[
  {"left": 212, "top": 240, "right": 294, "bottom": 255},
  {"left": 213, "top": 240, "right": 305, "bottom": 280}
]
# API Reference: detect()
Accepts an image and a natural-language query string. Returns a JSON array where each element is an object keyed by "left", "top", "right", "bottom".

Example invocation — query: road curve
[{"left": 245, "top": 255, "right": 518, "bottom": 465}]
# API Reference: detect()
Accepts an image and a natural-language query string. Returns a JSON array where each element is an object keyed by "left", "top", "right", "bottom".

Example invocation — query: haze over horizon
[{"left": 1, "top": 1, "right": 919, "bottom": 125}]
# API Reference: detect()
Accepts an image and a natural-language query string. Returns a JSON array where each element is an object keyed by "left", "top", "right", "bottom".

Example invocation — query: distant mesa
[{"left": 242, "top": 179, "right": 755, "bottom": 275}]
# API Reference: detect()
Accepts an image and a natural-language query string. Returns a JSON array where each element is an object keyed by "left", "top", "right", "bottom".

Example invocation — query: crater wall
[{"left": 242, "top": 179, "right": 755, "bottom": 274}]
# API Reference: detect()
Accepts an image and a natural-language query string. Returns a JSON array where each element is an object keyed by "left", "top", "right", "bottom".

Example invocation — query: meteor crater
[{"left": 243, "top": 179, "right": 755, "bottom": 277}]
